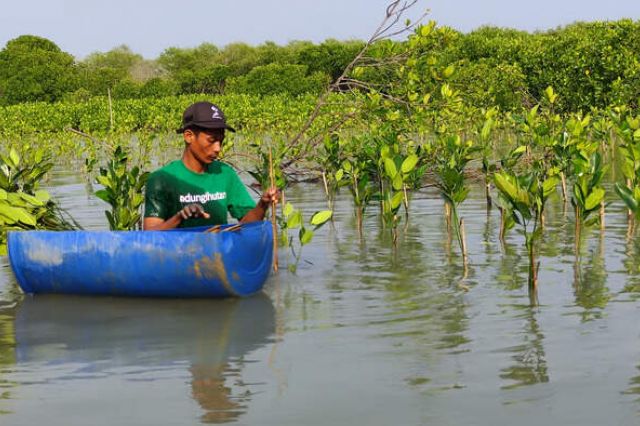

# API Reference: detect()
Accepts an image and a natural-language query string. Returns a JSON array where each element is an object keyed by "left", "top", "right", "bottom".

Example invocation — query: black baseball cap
[{"left": 176, "top": 101, "right": 236, "bottom": 133}]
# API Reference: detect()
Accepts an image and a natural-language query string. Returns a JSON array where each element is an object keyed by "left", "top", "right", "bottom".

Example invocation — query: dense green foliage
[
  {"left": 0, "top": 93, "right": 325, "bottom": 137},
  {"left": 1, "top": 19, "right": 639, "bottom": 111},
  {"left": 0, "top": 148, "right": 78, "bottom": 253},
  {"left": 0, "top": 35, "right": 76, "bottom": 105}
]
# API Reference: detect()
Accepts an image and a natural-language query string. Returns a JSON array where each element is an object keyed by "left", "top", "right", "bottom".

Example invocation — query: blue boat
[{"left": 7, "top": 221, "right": 273, "bottom": 297}]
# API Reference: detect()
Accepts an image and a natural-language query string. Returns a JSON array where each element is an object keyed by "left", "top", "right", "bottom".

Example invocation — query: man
[{"left": 143, "top": 101, "right": 277, "bottom": 230}]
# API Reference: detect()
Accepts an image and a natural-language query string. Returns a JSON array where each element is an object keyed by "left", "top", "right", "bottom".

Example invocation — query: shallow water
[{"left": 0, "top": 168, "right": 639, "bottom": 425}]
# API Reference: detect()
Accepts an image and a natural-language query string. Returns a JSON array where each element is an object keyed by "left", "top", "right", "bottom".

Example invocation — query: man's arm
[
  {"left": 239, "top": 188, "right": 278, "bottom": 223},
  {"left": 143, "top": 204, "right": 210, "bottom": 230}
]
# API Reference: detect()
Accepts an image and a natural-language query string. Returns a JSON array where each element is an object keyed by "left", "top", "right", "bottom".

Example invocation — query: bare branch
[{"left": 287, "top": 0, "right": 428, "bottom": 154}]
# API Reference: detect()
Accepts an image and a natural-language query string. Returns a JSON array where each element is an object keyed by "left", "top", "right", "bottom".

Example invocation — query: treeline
[{"left": 0, "top": 19, "right": 639, "bottom": 112}]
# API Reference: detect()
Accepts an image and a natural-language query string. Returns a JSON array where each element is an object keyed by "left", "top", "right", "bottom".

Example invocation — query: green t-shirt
[{"left": 144, "top": 160, "right": 256, "bottom": 228}]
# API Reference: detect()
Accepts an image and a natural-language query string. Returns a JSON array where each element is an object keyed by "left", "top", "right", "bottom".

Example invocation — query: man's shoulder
[
  {"left": 149, "top": 160, "right": 182, "bottom": 179},
  {"left": 207, "top": 161, "right": 237, "bottom": 175},
  {"left": 152, "top": 160, "right": 182, "bottom": 174}
]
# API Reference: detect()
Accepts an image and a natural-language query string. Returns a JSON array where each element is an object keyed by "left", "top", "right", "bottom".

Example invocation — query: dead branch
[{"left": 287, "top": 1, "right": 429, "bottom": 151}]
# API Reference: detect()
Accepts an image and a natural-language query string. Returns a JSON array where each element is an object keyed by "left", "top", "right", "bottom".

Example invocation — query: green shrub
[{"left": 226, "top": 63, "right": 329, "bottom": 96}]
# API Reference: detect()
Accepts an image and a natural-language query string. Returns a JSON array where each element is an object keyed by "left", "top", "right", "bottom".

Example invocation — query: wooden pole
[{"left": 269, "top": 149, "right": 278, "bottom": 272}]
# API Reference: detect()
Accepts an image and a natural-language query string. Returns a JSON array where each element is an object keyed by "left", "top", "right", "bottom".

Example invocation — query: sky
[{"left": 1, "top": 0, "right": 639, "bottom": 59}]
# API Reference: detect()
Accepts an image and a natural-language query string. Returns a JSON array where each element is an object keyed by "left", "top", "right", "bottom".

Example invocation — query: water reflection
[
  {"left": 573, "top": 233, "right": 611, "bottom": 321},
  {"left": 623, "top": 362, "right": 640, "bottom": 405},
  {"left": 499, "top": 307, "right": 549, "bottom": 390},
  {"left": 329, "top": 203, "right": 473, "bottom": 390},
  {"left": 7, "top": 294, "right": 275, "bottom": 424},
  {"left": 0, "top": 303, "right": 16, "bottom": 415},
  {"left": 622, "top": 235, "right": 640, "bottom": 298}
]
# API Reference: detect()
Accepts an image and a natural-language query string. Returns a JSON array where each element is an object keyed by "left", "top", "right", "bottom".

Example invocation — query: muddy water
[{"left": 0, "top": 168, "right": 639, "bottom": 425}]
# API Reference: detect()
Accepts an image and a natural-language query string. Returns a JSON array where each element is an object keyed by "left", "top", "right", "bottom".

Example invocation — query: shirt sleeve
[
  {"left": 226, "top": 169, "right": 257, "bottom": 220},
  {"left": 144, "top": 172, "right": 170, "bottom": 219}
]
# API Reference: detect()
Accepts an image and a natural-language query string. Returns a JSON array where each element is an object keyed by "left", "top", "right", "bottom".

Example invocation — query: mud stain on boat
[{"left": 193, "top": 253, "right": 238, "bottom": 296}]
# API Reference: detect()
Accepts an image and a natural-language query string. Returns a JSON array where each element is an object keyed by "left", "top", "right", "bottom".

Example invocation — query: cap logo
[{"left": 211, "top": 106, "right": 222, "bottom": 120}]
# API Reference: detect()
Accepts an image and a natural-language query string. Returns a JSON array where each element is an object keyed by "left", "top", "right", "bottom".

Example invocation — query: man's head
[
  {"left": 178, "top": 102, "right": 235, "bottom": 165},
  {"left": 177, "top": 101, "right": 236, "bottom": 134}
]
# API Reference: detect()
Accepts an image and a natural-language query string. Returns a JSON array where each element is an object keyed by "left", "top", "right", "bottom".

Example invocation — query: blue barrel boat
[{"left": 7, "top": 221, "right": 273, "bottom": 297}]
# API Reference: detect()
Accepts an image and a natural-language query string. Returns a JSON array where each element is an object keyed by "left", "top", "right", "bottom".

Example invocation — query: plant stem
[
  {"left": 485, "top": 179, "right": 492, "bottom": 211},
  {"left": 560, "top": 171, "right": 567, "bottom": 202},
  {"left": 268, "top": 149, "right": 278, "bottom": 273},
  {"left": 499, "top": 207, "right": 506, "bottom": 245},
  {"left": 574, "top": 205, "right": 581, "bottom": 262},
  {"left": 460, "top": 217, "right": 468, "bottom": 263},
  {"left": 444, "top": 201, "right": 451, "bottom": 233},
  {"left": 321, "top": 170, "right": 332, "bottom": 211},
  {"left": 627, "top": 178, "right": 633, "bottom": 221},
  {"left": 403, "top": 184, "right": 409, "bottom": 221},
  {"left": 526, "top": 230, "right": 538, "bottom": 290}
]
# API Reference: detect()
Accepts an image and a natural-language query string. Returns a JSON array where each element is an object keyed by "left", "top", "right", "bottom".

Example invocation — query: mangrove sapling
[
  {"left": 280, "top": 203, "right": 333, "bottom": 273},
  {"left": 334, "top": 135, "right": 378, "bottom": 233},
  {"left": 318, "top": 134, "right": 345, "bottom": 212},
  {"left": 479, "top": 108, "right": 499, "bottom": 211},
  {"left": 495, "top": 145, "right": 527, "bottom": 244},
  {"left": 611, "top": 108, "right": 640, "bottom": 224},
  {"left": 493, "top": 152, "right": 559, "bottom": 290},
  {"left": 379, "top": 142, "right": 419, "bottom": 245},
  {"left": 95, "top": 145, "right": 149, "bottom": 230},
  {"left": 0, "top": 148, "right": 79, "bottom": 253},
  {"left": 614, "top": 184, "right": 640, "bottom": 236},
  {"left": 433, "top": 134, "right": 478, "bottom": 263},
  {"left": 571, "top": 151, "right": 607, "bottom": 257}
]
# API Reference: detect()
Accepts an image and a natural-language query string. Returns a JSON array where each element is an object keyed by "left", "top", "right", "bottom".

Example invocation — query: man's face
[{"left": 186, "top": 129, "right": 225, "bottom": 164}]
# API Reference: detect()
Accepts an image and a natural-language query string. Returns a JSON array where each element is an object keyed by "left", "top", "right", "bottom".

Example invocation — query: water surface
[{"left": 0, "top": 168, "right": 639, "bottom": 425}]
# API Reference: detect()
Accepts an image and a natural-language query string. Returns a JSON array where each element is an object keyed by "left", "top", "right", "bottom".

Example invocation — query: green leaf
[
  {"left": 96, "top": 175, "right": 111, "bottom": 187},
  {"left": 334, "top": 169, "right": 344, "bottom": 182},
  {"left": 494, "top": 173, "right": 520, "bottom": 203},
  {"left": 401, "top": 154, "right": 419, "bottom": 174},
  {"left": 542, "top": 176, "right": 559, "bottom": 198},
  {"left": 34, "top": 190, "right": 50, "bottom": 203},
  {"left": 0, "top": 189, "right": 7, "bottom": 200},
  {"left": 384, "top": 158, "right": 397, "bottom": 178},
  {"left": 585, "top": 187, "right": 605, "bottom": 211},
  {"left": 9, "top": 149, "right": 20, "bottom": 168},
  {"left": 94, "top": 189, "right": 111, "bottom": 203},
  {"left": 512, "top": 145, "right": 527, "bottom": 156},
  {"left": 310, "top": 210, "right": 332, "bottom": 226},
  {"left": 481, "top": 118, "right": 493, "bottom": 140},
  {"left": 283, "top": 202, "right": 294, "bottom": 218},
  {"left": 392, "top": 173, "right": 403, "bottom": 191},
  {"left": 615, "top": 183, "right": 638, "bottom": 212},
  {"left": 299, "top": 227, "right": 314, "bottom": 245},
  {"left": 443, "top": 65, "right": 455, "bottom": 79},
  {"left": 18, "top": 192, "right": 44, "bottom": 206},
  {"left": 0, "top": 202, "right": 36, "bottom": 226},
  {"left": 286, "top": 210, "right": 302, "bottom": 229},
  {"left": 390, "top": 192, "right": 404, "bottom": 210}
]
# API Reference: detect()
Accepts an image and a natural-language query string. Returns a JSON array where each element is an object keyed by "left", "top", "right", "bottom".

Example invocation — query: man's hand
[
  {"left": 241, "top": 187, "right": 280, "bottom": 223},
  {"left": 258, "top": 187, "right": 279, "bottom": 208},
  {"left": 179, "top": 203, "right": 211, "bottom": 220}
]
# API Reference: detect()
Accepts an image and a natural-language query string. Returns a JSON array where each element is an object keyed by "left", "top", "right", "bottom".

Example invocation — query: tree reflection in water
[
  {"left": 8, "top": 294, "right": 275, "bottom": 423},
  {"left": 573, "top": 233, "right": 611, "bottom": 321},
  {"left": 499, "top": 307, "right": 549, "bottom": 390},
  {"left": 0, "top": 303, "right": 16, "bottom": 415}
]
